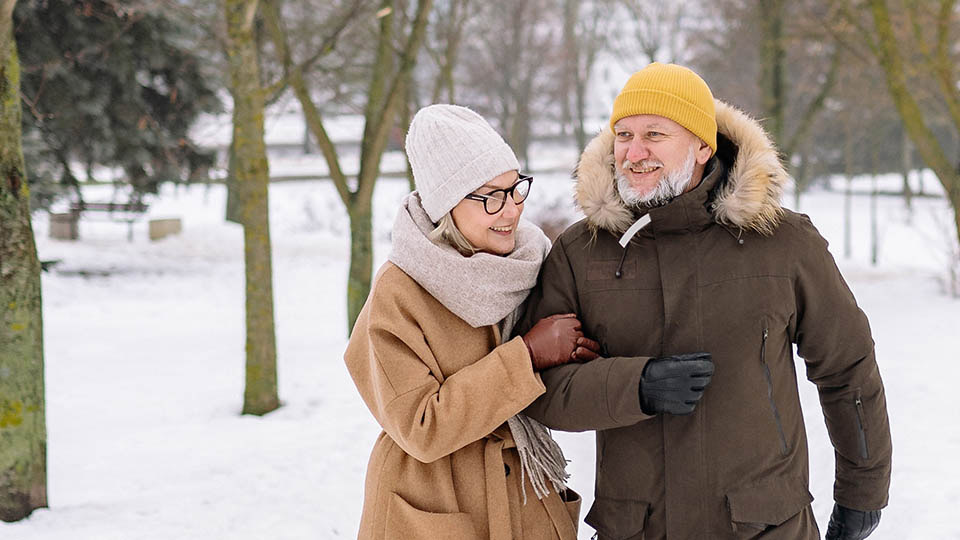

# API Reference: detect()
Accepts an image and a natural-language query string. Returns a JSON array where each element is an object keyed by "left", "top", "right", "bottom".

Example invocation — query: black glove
[
  {"left": 825, "top": 503, "right": 880, "bottom": 540},
  {"left": 638, "top": 352, "right": 714, "bottom": 415}
]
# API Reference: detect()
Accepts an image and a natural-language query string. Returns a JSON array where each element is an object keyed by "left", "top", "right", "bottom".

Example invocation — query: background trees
[{"left": 14, "top": 0, "right": 221, "bottom": 209}]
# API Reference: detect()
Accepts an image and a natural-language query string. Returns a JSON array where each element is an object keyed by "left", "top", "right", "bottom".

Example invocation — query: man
[{"left": 518, "top": 63, "right": 891, "bottom": 539}]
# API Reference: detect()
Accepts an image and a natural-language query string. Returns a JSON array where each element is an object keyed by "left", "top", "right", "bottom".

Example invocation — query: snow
[{"left": 3, "top": 161, "right": 960, "bottom": 539}]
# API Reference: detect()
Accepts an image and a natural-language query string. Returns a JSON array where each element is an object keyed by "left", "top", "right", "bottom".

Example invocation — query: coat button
[{"left": 504, "top": 463, "right": 511, "bottom": 476}]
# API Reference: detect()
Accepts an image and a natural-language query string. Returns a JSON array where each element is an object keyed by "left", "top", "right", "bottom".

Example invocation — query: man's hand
[
  {"left": 825, "top": 504, "right": 880, "bottom": 540},
  {"left": 522, "top": 314, "right": 599, "bottom": 370},
  {"left": 638, "top": 352, "right": 714, "bottom": 415}
]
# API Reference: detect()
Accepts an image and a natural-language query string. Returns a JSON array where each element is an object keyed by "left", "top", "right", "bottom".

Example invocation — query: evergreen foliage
[{"left": 14, "top": 0, "right": 221, "bottom": 208}]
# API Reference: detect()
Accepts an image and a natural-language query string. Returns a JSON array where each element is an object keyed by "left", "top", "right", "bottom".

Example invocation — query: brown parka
[
  {"left": 517, "top": 101, "right": 892, "bottom": 539},
  {"left": 345, "top": 262, "right": 581, "bottom": 540}
]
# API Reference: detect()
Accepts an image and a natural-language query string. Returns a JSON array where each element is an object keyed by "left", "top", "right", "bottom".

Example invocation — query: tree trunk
[
  {"left": 225, "top": 133, "right": 243, "bottom": 224},
  {"left": 793, "top": 151, "right": 808, "bottom": 211},
  {"left": 225, "top": 0, "right": 279, "bottom": 416},
  {"left": 758, "top": 0, "right": 785, "bottom": 151},
  {"left": 402, "top": 72, "right": 416, "bottom": 192},
  {"left": 900, "top": 127, "right": 913, "bottom": 222},
  {"left": 347, "top": 203, "right": 373, "bottom": 334},
  {"left": 843, "top": 125, "right": 853, "bottom": 260},
  {"left": 870, "top": 174, "right": 879, "bottom": 266},
  {"left": 561, "top": 0, "right": 578, "bottom": 138},
  {"left": 346, "top": 0, "right": 432, "bottom": 334},
  {"left": 0, "top": 0, "right": 48, "bottom": 521}
]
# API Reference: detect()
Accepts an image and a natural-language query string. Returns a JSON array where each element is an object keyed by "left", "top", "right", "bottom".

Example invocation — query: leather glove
[
  {"left": 523, "top": 314, "right": 597, "bottom": 370},
  {"left": 825, "top": 503, "right": 880, "bottom": 540},
  {"left": 638, "top": 352, "right": 714, "bottom": 415}
]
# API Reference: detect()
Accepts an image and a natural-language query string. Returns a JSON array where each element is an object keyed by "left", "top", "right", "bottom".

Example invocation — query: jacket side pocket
[
  {"left": 584, "top": 496, "right": 649, "bottom": 540},
  {"left": 385, "top": 492, "right": 479, "bottom": 540},
  {"left": 726, "top": 476, "right": 813, "bottom": 538}
]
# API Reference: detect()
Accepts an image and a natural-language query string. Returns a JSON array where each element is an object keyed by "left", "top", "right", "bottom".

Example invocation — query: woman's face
[{"left": 451, "top": 170, "right": 524, "bottom": 256}]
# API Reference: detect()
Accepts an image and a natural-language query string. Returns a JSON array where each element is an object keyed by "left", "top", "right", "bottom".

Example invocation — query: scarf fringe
[{"left": 506, "top": 414, "right": 570, "bottom": 504}]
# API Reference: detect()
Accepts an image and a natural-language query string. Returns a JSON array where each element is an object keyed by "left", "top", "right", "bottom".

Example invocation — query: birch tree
[
  {"left": 0, "top": 0, "right": 47, "bottom": 521},
  {"left": 224, "top": 0, "right": 279, "bottom": 415}
]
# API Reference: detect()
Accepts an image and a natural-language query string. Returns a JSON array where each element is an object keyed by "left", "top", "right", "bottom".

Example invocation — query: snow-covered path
[{"left": 3, "top": 176, "right": 959, "bottom": 539}]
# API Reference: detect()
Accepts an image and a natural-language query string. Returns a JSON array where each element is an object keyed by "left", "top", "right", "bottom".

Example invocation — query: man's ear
[{"left": 695, "top": 139, "right": 713, "bottom": 165}]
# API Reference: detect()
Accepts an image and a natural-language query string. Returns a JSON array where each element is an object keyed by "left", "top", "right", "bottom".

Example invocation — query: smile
[
  {"left": 489, "top": 226, "right": 513, "bottom": 233},
  {"left": 629, "top": 164, "right": 661, "bottom": 174}
]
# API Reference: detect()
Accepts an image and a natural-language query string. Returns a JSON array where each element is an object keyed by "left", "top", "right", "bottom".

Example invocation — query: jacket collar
[{"left": 573, "top": 100, "right": 788, "bottom": 236}]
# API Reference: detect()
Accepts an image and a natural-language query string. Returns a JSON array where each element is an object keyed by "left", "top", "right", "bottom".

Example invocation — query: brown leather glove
[{"left": 522, "top": 314, "right": 600, "bottom": 370}]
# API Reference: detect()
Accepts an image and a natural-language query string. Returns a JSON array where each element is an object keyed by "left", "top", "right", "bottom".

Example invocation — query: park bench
[{"left": 66, "top": 200, "right": 150, "bottom": 242}]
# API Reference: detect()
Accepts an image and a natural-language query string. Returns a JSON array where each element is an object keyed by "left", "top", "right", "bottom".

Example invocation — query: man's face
[{"left": 612, "top": 114, "right": 713, "bottom": 207}]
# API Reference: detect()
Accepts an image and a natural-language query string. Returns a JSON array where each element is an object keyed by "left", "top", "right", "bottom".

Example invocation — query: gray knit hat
[{"left": 405, "top": 104, "right": 521, "bottom": 222}]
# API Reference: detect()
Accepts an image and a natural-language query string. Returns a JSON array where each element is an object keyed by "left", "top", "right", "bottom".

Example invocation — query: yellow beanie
[{"left": 610, "top": 63, "right": 717, "bottom": 153}]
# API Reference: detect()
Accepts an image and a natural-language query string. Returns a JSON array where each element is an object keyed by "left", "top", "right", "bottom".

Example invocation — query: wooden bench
[{"left": 67, "top": 201, "right": 150, "bottom": 242}]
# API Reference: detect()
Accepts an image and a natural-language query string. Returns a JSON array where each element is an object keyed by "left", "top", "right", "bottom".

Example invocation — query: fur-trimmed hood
[{"left": 574, "top": 100, "right": 789, "bottom": 236}]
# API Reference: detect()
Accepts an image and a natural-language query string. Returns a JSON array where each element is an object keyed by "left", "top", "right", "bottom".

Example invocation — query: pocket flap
[
  {"left": 584, "top": 496, "right": 649, "bottom": 540},
  {"left": 386, "top": 492, "right": 479, "bottom": 539},
  {"left": 726, "top": 477, "right": 813, "bottom": 526}
]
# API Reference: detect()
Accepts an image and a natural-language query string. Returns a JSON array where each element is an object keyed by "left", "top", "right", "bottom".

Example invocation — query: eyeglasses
[{"left": 463, "top": 175, "right": 533, "bottom": 215}]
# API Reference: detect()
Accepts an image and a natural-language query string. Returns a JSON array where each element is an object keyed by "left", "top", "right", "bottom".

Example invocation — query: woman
[{"left": 344, "top": 104, "right": 598, "bottom": 540}]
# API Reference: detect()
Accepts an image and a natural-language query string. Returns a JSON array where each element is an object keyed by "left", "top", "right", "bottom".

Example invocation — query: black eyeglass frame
[{"left": 463, "top": 174, "right": 533, "bottom": 215}]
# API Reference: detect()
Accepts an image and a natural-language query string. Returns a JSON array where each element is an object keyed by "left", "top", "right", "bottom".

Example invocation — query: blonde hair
[{"left": 429, "top": 213, "right": 477, "bottom": 256}]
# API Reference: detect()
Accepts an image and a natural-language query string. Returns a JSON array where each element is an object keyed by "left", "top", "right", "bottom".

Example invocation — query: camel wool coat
[{"left": 344, "top": 262, "right": 581, "bottom": 540}]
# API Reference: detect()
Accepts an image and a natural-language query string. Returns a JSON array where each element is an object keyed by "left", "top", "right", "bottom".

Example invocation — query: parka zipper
[
  {"left": 854, "top": 390, "right": 869, "bottom": 460},
  {"left": 760, "top": 326, "right": 789, "bottom": 455}
]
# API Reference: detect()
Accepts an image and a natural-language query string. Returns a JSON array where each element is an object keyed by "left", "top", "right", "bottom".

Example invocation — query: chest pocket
[{"left": 580, "top": 258, "right": 664, "bottom": 358}]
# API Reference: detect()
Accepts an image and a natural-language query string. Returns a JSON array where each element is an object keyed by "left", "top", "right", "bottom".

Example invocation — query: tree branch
[
  {"left": 356, "top": 0, "right": 432, "bottom": 204},
  {"left": 785, "top": 43, "right": 841, "bottom": 160},
  {"left": 261, "top": 0, "right": 351, "bottom": 207}
]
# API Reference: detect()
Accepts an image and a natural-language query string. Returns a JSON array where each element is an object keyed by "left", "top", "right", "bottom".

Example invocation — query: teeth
[
  {"left": 490, "top": 226, "right": 512, "bottom": 232},
  {"left": 631, "top": 165, "right": 659, "bottom": 174}
]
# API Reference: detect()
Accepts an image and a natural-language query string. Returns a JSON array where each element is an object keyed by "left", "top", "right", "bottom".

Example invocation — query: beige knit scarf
[{"left": 389, "top": 193, "right": 571, "bottom": 501}]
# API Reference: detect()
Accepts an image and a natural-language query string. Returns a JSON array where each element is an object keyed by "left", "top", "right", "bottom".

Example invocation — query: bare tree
[
  {"left": 617, "top": 0, "right": 689, "bottom": 65},
  {"left": 460, "top": 0, "right": 562, "bottom": 168},
  {"left": 564, "top": 0, "right": 614, "bottom": 151},
  {"left": 263, "top": 0, "right": 433, "bottom": 333},
  {"left": 0, "top": 0, "right": 47, "bottom": 521},
  {"left": 860, "top": 0, "right": 960, "bottom": 289}
]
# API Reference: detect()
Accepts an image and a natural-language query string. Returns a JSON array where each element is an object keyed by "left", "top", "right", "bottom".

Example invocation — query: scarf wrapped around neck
[{"left": 388, "top": 192, "right": 571, "bottom": 501}]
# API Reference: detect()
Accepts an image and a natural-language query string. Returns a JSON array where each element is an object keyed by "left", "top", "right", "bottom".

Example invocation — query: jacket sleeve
[
  {"left": 344, "top": 271, "right": 545, "bottom": 464},
  {"left": 517, "top": 234, "right": 654, "bottom": 432},
  {"left": 791, "top": 215, "right": 892, "bottom": 511}
]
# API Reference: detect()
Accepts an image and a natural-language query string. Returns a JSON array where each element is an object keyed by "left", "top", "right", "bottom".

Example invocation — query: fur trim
[{"left": 574, "top": 100, "right": 788, "bottom": 235}]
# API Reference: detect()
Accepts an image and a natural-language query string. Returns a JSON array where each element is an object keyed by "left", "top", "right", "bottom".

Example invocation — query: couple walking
[{"left": 344, "top": 63, "right": 892, "bottom": 540}]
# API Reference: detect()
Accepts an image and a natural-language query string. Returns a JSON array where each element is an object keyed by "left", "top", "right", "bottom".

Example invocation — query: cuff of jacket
[
  {"left": 604, "top": 356, "right": 655, "bottom": 425},
  {"left": 499, "top": 335, "right": 547, "bottom": 403}
]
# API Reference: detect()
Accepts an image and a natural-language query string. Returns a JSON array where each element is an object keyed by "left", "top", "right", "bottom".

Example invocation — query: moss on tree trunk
[
  {"left": 225, "top": 0, "right": 279, "bottom": 416},
  {"left": 0, "top": 0, "right": 48, "bottom": 520}
]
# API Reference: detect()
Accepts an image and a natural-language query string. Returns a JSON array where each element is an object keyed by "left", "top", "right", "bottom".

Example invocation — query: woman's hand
[{"left": 522, "top": 313, "right": 601, "bottom": 370}]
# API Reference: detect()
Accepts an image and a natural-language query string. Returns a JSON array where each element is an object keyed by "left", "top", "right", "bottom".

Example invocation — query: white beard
[{"left": 616, "top": 145, "right": 697, "bottom": 208}]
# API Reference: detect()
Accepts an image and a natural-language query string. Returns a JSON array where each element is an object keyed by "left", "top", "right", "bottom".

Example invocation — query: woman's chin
[{"left": 478, "top": 235, "right": 516, "bottom": 256}]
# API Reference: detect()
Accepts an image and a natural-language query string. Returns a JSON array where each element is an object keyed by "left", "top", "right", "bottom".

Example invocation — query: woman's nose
[{"left": 501, "top": 196, "right": 521, "bottom": 219}]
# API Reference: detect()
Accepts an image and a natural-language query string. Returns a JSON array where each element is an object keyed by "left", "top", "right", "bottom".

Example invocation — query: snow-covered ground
[{"left": 3, "top": 165, "right": 959, "bottom": 539}]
